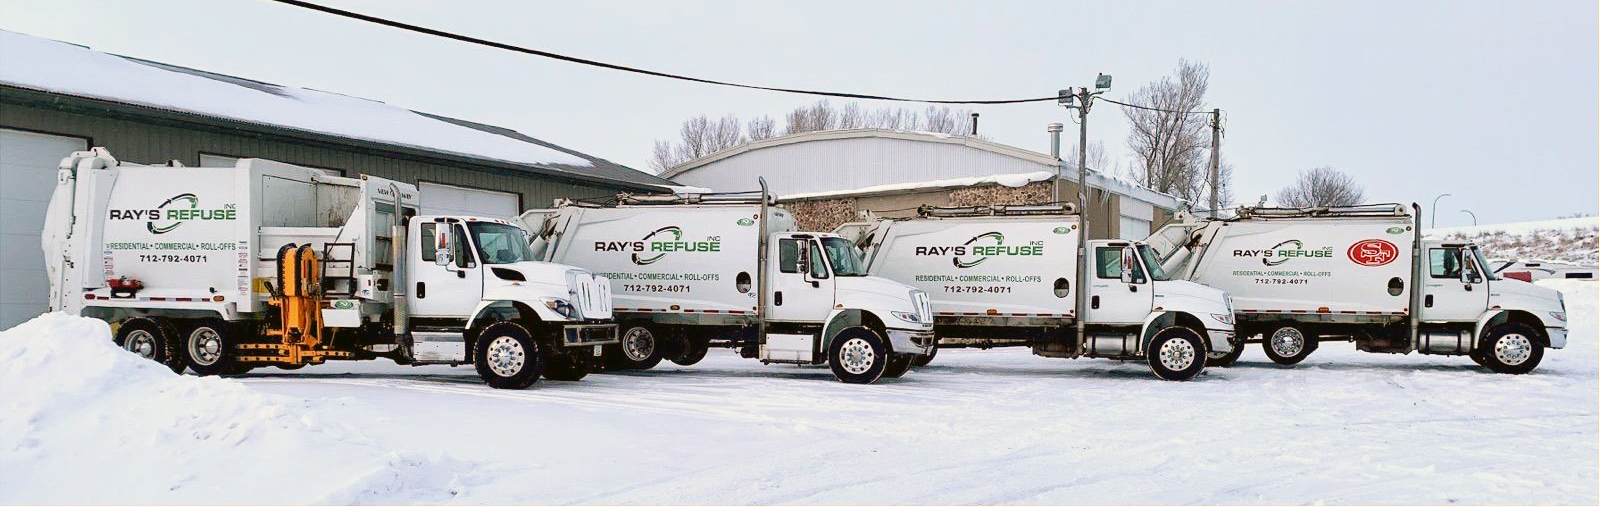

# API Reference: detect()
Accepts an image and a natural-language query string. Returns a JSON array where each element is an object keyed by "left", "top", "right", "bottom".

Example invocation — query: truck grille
[{"left": 567, "top": 270, "right": 613, "bottom": 320}]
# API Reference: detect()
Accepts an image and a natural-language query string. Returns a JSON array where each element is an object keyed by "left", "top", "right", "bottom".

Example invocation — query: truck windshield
[
  {"left": 468, "top": 222, "right": 536, "bottom": 265},
  {"left": 821, "top": 237, "right": 869, "bottom": 276},
  {"left": 1470, "top": 245, "right": 1498, "bottom": 281},
  {"left": 1137, "top": 244, "right": 1172, "bottom": 281}
]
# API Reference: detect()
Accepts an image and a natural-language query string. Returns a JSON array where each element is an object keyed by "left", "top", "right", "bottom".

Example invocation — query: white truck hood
[
  {"left": 837, "top": 275, "right": 918, "bottom": 302},
  {"left": 1490, "top": 278, "right": 1566, "bottom": 326},
  {"left": 1155, "top": 279, "right": 1233, "bottom": 320}
]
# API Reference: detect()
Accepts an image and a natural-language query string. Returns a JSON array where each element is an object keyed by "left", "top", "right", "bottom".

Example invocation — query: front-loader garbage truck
[{"left": 42, "top": 148, "right": 617, "bottom": 388}]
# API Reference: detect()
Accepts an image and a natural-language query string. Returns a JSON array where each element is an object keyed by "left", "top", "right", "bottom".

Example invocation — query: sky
[{"left": 0, "top": 0, "right": 1593, "bottom": 227}]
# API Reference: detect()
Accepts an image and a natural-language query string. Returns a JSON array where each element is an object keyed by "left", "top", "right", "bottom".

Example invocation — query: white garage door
[
  {"left": 1, "top": 129, "right": 87, "bottom": 330},
  {"left": 419, "top": 181, "right": 519, "bottom": 218},
  {"left": 1118, "top": 198, "right": 1154, "bottom": 240}
]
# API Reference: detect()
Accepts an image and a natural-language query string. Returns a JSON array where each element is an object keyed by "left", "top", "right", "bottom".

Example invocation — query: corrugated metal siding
[
  {"left": 672, "top": 137, "right": 1051, "bottom": 195},
  {"left": 0, "top": 103, "right": 622, "bottom": 210}
]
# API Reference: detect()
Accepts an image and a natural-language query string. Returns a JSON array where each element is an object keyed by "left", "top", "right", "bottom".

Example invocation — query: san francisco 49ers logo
[{"left": 1348, "top": 239, "right": 1399, "bottom": 267}]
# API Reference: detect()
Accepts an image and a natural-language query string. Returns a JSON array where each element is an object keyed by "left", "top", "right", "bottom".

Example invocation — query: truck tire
[
  {"left": 1206, "top": 333, "right": 1245, "bottom": 367},
  {"left": 474, "top": 321, "right": 544, "bottom": 389},
  {"left": 183, "top": 319, "right": 236, "bottom": 376},
  {"left": 827, "top": 327, "right": 888, "bottom": 384},
  {"left": 543, "top": 352, "right": 593, "bottom": 381},
  {"left": 911, "top": 342, "right": 938, "bottom": 367},
  {"left": 668, "top": 336, "right": 709, "bottom": 366},
  {"left": 1479, "top": 323, "right": 1544, "bottom": 374},
  {"left": 115, "top": 317, "right": 185, "bottom": 374},
  {"left": 1146, "top": 327, "right": 1207, "bottom": 381},
  {"left": 1262, "top": 324, "right": 1316, "bottom": 366},
  {"left": 882, "top": 355, "right": 913, "bottom": 379},
  {"left": 612, "top": 323, "right": 663, "bottom": 370}
]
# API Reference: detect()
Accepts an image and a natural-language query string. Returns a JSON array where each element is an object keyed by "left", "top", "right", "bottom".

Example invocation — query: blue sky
[{"left": 1, "top": 0, "right": 1593, "bottom": 226}]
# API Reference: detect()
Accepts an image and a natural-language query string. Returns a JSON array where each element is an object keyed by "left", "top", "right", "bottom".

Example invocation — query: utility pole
[
  {"left": 1059, "top": 73, "right": 1111, "bottom": 357},
  {"left": 1208, "top": 108, "right": 1221, "bottom": 217}
]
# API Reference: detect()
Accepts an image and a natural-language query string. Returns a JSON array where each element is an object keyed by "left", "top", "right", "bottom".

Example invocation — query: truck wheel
[
  {"left": 882, "top": 355, "right": 913, "bottom": 379},
  {"left": 827, "top": 327, "right": 888, "bottom": 384},
  {"left": 911, "top": 342, "right": 938, "bottom": 367},
  {"left": 1479, "top": 323, "right": 1544, "bottom": 374},
  {"left": 613, "top": 323, "right": 663, "bottom": 370},
  {"left": 115, "top": 317, "right": 185, "bottom": 374},
  {"left": 184, "top": 319, "right": 236, "bottom": 376},
  {"left": 1147, "top": 327, "right": 1207, "bottom": 381},
  {"left": 543, "top": 352, "right": 593, "bottom": 381},
  {"left": 1206, "top": 333, "right": 1245, "bottom": 367},
  {"left": 1262, "top": 324, "right": 1316, "bottom": 366},
  {"left": 474, "top": 322, "right": 544, "bottom": 389},
  {"left": 668, "top": 336, "right": 709, "bottom": 366}
]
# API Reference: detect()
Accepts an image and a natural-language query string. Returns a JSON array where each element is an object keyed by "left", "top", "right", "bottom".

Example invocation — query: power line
[
  {"left": 1096, "top": 96, "right": 1215, "bottom": 115},
  {"left": 265, "top": 0, "right": 1062, "bottom": 105}
]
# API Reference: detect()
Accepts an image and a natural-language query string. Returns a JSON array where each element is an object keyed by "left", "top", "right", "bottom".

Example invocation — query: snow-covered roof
[
  {"left": 780, "top": 171, "right": 1057, "bottom": 200},
  {"left": 659, "top": 128, "right": 1181, "bottom": 210},
  {"left": 0, "top": 29, "right": 673, "bottom": 189}
]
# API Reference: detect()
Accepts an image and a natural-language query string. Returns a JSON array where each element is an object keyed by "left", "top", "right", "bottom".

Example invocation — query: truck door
[
  {"left": 767, "top": 235, "right": 836, "bottom": 323},
  {"left": 408, "top": 220, "right": 484, "bottom": 318},
  {"left": 1086, "top": 245, "right": 1156, "bottom": 324},
  {"left": 1421, "top": 245, "right": 1488, "bottom": 322}
]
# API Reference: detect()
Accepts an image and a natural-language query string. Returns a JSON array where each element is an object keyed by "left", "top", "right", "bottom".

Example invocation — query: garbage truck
[
  {"left": 519, "top": 180, "right": 935, "bottom": 384},
  {"left": 835, "top": 204, "right": 1235, "bottom": 381},
  {"left": 1146, "top": 203, "right": 1567, "bottom": 373},
  {"left": 42, "top": 148, "right": 617, "bottom": 389}
]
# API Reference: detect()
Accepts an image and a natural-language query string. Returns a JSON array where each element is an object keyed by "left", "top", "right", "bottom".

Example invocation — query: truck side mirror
[
  {"left": 1120, "top": 247, "right": 1136, "bottom": 284},
  {"left": 434, "top": 226, "right": 453, "bottom": 266},
  {"left": 797, "top": 243, "right": 820, "bottom": 287}
]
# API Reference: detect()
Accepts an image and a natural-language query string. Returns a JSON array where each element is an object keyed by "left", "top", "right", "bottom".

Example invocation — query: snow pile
[
  {"left": 0, "top": 29, "right": 589, "bottom": 168},
  {"left": 1429, "top": 217, "right": 1598, "bottom": 264},
  {"left": 782, "top": 171, "right": 1056, "bottom": 200},
  {"left": 0, "top": 313, "right": 479, "bottom": 504}
]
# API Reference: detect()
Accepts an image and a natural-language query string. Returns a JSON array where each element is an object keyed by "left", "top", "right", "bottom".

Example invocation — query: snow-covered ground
[
  {"left": 3, "top": 279, "right": 1595, "bottom": 505},
  {"left": 1429, "top": 217, "right": 1599, "bottom": 265}
]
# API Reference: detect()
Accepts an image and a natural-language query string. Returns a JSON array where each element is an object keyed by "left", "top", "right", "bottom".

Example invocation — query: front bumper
[
  {"left": 561, "top": 323, "right": 619, "bottom": 347},
  {"left": 1206, "top": 328, "right": 1235, "bottom": 353},
  {"left": 1548, "top": 327, "right": 1567, "bottom": 349},
  {"left": 888, "top": 327, "right": 937, "bottom": 355}
]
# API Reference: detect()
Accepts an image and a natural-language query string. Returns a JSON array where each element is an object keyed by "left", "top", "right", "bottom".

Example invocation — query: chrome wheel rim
[
  {"left": 839, "top": 337, "right": 876, "bottom": 375},
  {"left": 622, "top": 327, "right": 655, "bottom": 361},
  {"left": 1159, "top": 337, "right": 1197, "bottom": 371},
  {"left": 188, "top": 327, "right": 223, "bottom": 366},
  {"left": 487, "top": 336, "right": 526, "bottom": 377},
  {"left": 1270, "top": 327, "right": 1304, "bottom": 357},
  {"left": 1494, "top": 334, "right": 1533, "bottom": 365},
  {"left": 124, "top": 329, "right": 157, "bottom": 359}
]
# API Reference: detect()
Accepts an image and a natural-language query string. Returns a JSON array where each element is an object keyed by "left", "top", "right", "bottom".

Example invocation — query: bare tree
[
  {"left": 1275, "top": 166, "right": 1365, "bottom": 207},
  {"left": 1122, "top": 59, "right": 1218, "bottom": 206},
  {"left": 747, "top": 115, "right": 777, "bottom": 141},
  {"left": 1064, "top": 141, "right": 1112, "bottom": 173},
  {"left": 648, "top": 114, "right": 744, "bottom": 172}
]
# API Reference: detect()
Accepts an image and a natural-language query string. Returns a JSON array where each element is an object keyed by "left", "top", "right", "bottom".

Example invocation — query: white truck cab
[
  {"left": 43, "top": 148, "right": 616, "bottom": 389},
  {"left": 1149, "top": 204, "right": 1567, "bottom": 373},
  {"left": 523, "top": 181, "right": 935, "bottom": 384},
  {"left": 840, "top": 204, "right": 1235, "bottom": 380}
]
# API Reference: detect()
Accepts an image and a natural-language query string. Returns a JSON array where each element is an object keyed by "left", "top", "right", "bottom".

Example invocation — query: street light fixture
[
  {"left": 1460, "top": 209, "right": 1477, "bottom": 227},
  {"left": 1431, "top": 193, "right": 1451, "bottom": 228}
]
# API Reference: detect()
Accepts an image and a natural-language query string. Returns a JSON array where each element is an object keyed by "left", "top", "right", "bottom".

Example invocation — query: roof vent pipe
[
  {"left": 970, "top": 113, "right": 980, "bottom": 136},
  {"left": 1047, "top": 123, "right": 1064, "bottom": 159}
]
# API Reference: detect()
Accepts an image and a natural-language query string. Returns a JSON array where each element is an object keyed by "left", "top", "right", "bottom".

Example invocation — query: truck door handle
[
  {"left": 417, "top": 282, "right": 426, "bottom": 298},
  {"left": 1424, "top": 294, "right": 1433, "bottom": 307},
  {"left": 775, "top": 291, "right": 783, "bottom": 306},
  {"left": 1129, "top": 285, "right": 1138, "bottom": 293},
  {"left": 1091, "top": 295, "right": 1100, "bottom": 309}
]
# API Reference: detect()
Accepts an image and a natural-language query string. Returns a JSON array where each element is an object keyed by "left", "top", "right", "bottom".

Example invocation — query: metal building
[
  {"left": 0, "top": 30, "right": 673, "bottom": 329},
  {"left": 659, "top": 128, "right": 1181, "bottom": 238}
]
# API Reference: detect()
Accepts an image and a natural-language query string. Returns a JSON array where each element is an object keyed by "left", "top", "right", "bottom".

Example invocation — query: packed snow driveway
[{"left": 3, "top": 280, "right": 1594, "bottom": 504}]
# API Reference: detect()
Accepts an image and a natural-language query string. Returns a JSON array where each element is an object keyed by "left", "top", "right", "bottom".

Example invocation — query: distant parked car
[{"left": 1491, "top": 259, "right": 1597, "bottom": 282}]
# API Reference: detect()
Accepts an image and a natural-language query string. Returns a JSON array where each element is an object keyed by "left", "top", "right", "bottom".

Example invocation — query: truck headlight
[
  {"left": 1209, "top": 313, "right": 1234, "bottom": 325},
  {"left": 1550, "top": 311, "right": 1566, "bottom": 322},
  {"left": 541, "top": 298, "right": 576, "bottom": 318},
  {"left": 891, "top": 311, "right": 921, "bottom": 324}
]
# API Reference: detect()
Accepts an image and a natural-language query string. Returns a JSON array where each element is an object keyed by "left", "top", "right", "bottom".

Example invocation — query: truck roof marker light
[{"left": 213, "top": 295, "right": 225, "bottom": 302}]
